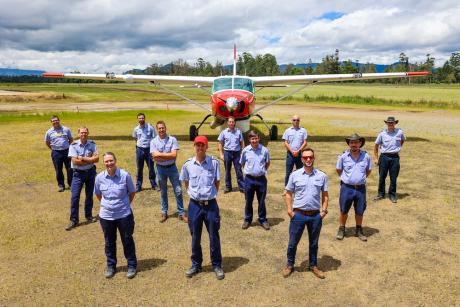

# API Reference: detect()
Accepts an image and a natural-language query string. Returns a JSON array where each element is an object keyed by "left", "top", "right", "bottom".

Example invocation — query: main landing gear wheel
[
  {"left": 189, "top": 125, "right": 198, "bottom": 141},
  {"left": 270, "top": 125, "right": 278, "bottom": 140}
]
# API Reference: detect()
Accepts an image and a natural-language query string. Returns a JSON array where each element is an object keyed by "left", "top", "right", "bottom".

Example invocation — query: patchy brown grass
[{"left": 0, "top": 104, "right": 459, "bottom": 306}]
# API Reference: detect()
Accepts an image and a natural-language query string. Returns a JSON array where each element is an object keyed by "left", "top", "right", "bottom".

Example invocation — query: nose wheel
[
  {"left": 254, "top": 113, "right": 278, "bottom": 140},
  {"left": 189, "top": 114, "right": 212, "bottom": 141}
]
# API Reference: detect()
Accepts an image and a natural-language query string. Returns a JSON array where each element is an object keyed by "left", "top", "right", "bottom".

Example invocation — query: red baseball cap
[{"left": 194, "top": 135, "right": 208, "bottom": 145}]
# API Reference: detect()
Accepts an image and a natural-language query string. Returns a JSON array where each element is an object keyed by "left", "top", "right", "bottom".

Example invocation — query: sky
[{"left": 0, "top": 0, "right": 459, "bottom": 73}]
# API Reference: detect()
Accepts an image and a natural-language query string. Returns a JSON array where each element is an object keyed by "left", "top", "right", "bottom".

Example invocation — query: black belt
[
  {"left": 52, "top": 148, "right": 69, "bottom": 152},
  {"left": 341, "top": 181, "right": 365, "bottom": 189},
  {"left": 382, "top": 152, "right": 399, "bottom": 157},
  {"left": 157, "top": 163, "right": 175, "bottom": 168},
  {"left": 74, "top": 166, "right": 96, "bottom": 173},
  {"left": 191, "top": 199, "right": 215, "bottom": 206},
  {"left": 294, "top": 209, "right": 320, "bottom": 216},
  {"left": 246, "top": 174, "right": 265, "bottom": 180}
]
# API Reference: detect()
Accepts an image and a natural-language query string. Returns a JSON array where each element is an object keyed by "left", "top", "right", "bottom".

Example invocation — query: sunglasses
[
  {"left": 292, "top": 119, "right": 300, "bottom": 122},
  {"left": 302, "top": 156, "right": 314, "bottom": 160}
]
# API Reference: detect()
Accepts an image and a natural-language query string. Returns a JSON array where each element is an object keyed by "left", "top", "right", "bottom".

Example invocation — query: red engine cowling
[{"left": 211, "top": 90, "right": 254, "bottom": 120}]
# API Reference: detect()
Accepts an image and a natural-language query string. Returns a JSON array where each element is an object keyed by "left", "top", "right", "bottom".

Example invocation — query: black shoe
[
  {"left": 336, "top": 226, "right": 345, "bottom": 240},
  {"left": 241, "top": 221, "right": 250, "bottom": 230},
  {"left": 239, "top": 189, "right": 245, "bottom": 194},
  {"left": 373, "top": 195, "right": 385, "bottom": 201},
  {"left": 185, "top": 266, "right": 202, "bottom": 278},
  {"left": 86, "top": 216, "right": 97, "bottom": 223},
  {"left": 214, "top": 267, "right": 225, "bottom": 280},
  {"left": 136, "top": 187, "right": 142, "bottom": 192},
  {"left": 152, "top": 185, "right": 160, "bottom": 192},
  {"left": 260, "top": 221, "right": 270, "bottom": 230},
  {"left": 127, "top": 267, "right": 137, "bottom": 279},
  {"left": 390, "top": 195, "right": 397, "bottom": 203},
  {"left": 58, "top": 186, "right": 65, "bottom": 192},
  {"left": 105, "top": 267, "right": 116, "bottom": 279},
  {"left": 224, "top": 188, "right": 231, "bottom": 194},
  {"left": 356, "top": 227, "right": 367, "bottom": 241},
  {"left": 65, "top": 220, "right": 78, "bottom": 231}
]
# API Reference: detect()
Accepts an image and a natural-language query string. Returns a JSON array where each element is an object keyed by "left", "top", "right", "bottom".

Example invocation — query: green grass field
[
  {"left": 1, "top": 82, "right": 460, "bottom": 109},
  {"left": 0, "top": 85, "right": 459, "bottom": 305}
]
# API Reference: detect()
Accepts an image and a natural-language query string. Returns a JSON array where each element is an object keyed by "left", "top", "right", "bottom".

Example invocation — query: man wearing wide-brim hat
[
  {"left": 336, "top": 133, "right": 372, "bottom": 241},
  {"left": 373, "top": 116, "right": 406, "bottom": 203}
]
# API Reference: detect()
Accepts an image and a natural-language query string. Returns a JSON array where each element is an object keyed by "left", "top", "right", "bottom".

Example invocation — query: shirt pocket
[{"left": 190, "top": 175, "right": 199, "bottom": 188}]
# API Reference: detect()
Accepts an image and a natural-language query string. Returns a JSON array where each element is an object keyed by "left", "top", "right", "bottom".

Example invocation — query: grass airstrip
[{"left": 0, "top": 83, "right": 459, "bottom": 305}]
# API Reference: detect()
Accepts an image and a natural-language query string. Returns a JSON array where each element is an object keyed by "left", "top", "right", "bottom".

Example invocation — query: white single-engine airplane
[{"left": 43, "top": 46, "right": 429, "bottom": 140}]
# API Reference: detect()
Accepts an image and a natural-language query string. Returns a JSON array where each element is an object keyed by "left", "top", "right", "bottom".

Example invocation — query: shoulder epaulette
[
  {"left": 88, "top": 140, "right": 95, "bottom": 144},
  {"left": 71, "top": 142, "right": 77, "bottom": 145}
]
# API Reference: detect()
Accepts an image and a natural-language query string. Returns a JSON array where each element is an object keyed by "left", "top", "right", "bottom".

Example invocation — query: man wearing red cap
[{"left": 180, "top": 135, "right": 224, "bottom": 280}]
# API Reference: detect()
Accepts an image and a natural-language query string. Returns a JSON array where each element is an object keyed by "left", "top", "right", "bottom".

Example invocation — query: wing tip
[
  {"left": 406, "top": 71, "right": 430, "bottom": 76},
  {"left": 43, "top": 72, "right": 65, "bottom": 78}
]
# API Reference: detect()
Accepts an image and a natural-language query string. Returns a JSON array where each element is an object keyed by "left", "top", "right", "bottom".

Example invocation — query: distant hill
[{"left": 0, "top": 68, "right": 45, "bottom": 76}]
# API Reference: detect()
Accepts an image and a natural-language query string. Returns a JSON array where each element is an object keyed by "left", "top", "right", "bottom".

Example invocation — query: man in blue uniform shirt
[
  {"left": 283, "top": 148, "right": 329, "bottom": 279},
  {"left": 217, "top": 117, "right": 245, "bottom": 194},
  {"left": 282, "top": 115, "right": 308, "bottom": 195},
  {"left": 45, "top": 115, "right": 74, "bottom": 192},
  {"left": 336, "top": 133, "right": 372, "bottom": 241},
  {"left": 132, "top": 113, "right": 158, "bottom": 192},
  {"left": 150, "top": 121, "right": 186, "bottom": 223},
  {"left": 240, "top": 131, "right": 271, "bottom": 230},
  {"left": 373, "top": 116, "right": 406, "bottom": 203},
  {"left": 66, "top": 126, "right": 99, "bottom": 231},
  {"left": 180, "top": 135, "right": 224, "bottom": 280}
]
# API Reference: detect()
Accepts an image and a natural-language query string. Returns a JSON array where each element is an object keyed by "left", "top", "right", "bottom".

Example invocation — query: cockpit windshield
[{"left": 212, "top": 77, "right": 254, "bottom": 93}]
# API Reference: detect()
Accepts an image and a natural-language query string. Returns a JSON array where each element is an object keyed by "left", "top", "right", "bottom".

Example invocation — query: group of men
[{"left": 45, "top": 113, "right": 405, "bottom": 280}]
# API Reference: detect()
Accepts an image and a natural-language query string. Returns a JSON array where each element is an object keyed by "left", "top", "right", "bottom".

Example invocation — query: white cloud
[{"left": 0, "top": 0, "right": 458, "bottom": 72}]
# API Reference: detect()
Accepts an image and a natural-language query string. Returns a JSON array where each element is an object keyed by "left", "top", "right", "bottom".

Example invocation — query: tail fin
[{"left": 233, "top": 44, "right": 237, "bottom": 76}]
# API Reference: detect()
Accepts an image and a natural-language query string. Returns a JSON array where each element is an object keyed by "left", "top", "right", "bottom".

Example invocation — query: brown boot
[
  {"left": 310, "top": 266, "right": 325, "bottom": 279},
  {"left": 178, "top": 215, "right": 188, "bottom": 223},
  {"left": 282, "top": 266, "right": 294, "bottom": 278},
  {"left": 160, "top": 213, "right": 168, "bottom": 223}
]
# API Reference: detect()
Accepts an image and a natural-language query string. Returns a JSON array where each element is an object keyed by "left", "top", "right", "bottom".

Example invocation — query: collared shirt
[
  {"left": 180, "top": 155, "right": 220, "bottom": 201},
  {"left": 240, "top": 144, "right": 270, "bottom": 176},
  {"left": 132, "top": 123, "right": 156, "bottom": 148},
  {"left": 336, "top": 150, "right": 372, "bottom": 185},
  {"left": 375, "top": 128, "right": 406, "bottom": 153},
  {"left": 94, "top": 168, "right": 136, "bottom": 220},
  {"left": 282, "top": 127, "right": 308, "bottom": 151},
  {"left": 149, "top": 135, "right": 179, "bottom": 166},
  {"left": 44, "top": 125, "right": 73, "bottom": 150},
  {"left": 68, "top": 139, "right": 98, "bottom": 170},
  {"left": 218, "top": 128, "right": 244, "bottom": 151},
  {"left": 285, "top": 168, "right": 328, "bottom": 211}
]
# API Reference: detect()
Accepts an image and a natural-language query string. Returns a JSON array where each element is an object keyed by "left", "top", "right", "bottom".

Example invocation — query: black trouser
[
  {"left": 378, "top": 153, "right": 400, "bottom": 198},
  {"left": 51, "top": 149, "right": 72, "bottom": 187}
]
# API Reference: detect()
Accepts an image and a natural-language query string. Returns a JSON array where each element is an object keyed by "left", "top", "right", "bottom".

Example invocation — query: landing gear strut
[
  {"left": 254, "top": 113, "right": 277, "bottom": 140},
  {"left": 189, "top": 114, "right": 212, "bottom": 141}
]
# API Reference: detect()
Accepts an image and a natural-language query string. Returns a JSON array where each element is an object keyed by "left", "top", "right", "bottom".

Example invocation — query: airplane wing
[
  {"left": 250, "top": 72, "right": 429, "bottom": 86},
  {"left": 42, "top": 72, "right": 215, "bottom": 86}
]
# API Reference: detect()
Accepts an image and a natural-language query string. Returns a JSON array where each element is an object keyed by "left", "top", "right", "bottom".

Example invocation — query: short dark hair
[
  {"left": 50, "top": 115, "right": 59, "bottom": 121},
  {"left": 302, "top": 147, "right": 315, "bottom": 155},
  {"left": 78, "top": 126, "right": 89, "bottom": 133},
  {"left": 137, "top": 112, "right": 145, "bottom": 118},
  {"left": 156, "top": 120, "right": 166, "bottom": 127},
  {"left": 247, "top": 130, "right": 259, "bottom": 138},
  {"left": 103, "top": 152, "right": 117, "bottom": 161},
  {"left": 228, "top": 116, "right": 235, "bottom": 121}
]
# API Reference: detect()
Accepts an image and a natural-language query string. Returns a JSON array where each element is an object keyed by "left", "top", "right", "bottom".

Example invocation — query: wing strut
[
  {"left": 252, "top": 83, "right": 310, "bottom": 114},
  {"left": 154, "top": 83, "right": 212, "bottom": 112}
]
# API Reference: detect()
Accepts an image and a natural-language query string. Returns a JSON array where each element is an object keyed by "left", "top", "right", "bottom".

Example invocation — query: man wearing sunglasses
[
  {"left": 282, "top": 115, "right": 308, "bottom": 196},
  {"left": 336, "top": 133, "right": 372, "bottom": 241},
  {"left": 283, "top": 148, "right": 329, "bottom": 279}
]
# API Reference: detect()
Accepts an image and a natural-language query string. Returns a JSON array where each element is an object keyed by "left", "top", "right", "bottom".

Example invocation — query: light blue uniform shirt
[
  {"left": 375, "top": 128, "right": 406, "bottom": 153},
  {"left": 285, "top": 168, "right": 328, "bottom": 211},
  {"left": 132, "top": 123, "right": 156, "bottom": 148},
  {"left": 45, "top": 125, "right": 73, "bottom": 150},
  {"left": 336, "top": 150, "right": 372, "bottom": 185},
  {"left": 94, "top": 168, "right": 136, "bottom": 220},
  {"left": 282, "top": 127, "right": 308, "bottom": 151},
  {"left": 180, "top": 155, "right": 220, "bottom": 201},
  {"left": 149, "top": 135, "right": 179, "bottom": 166},
  {"left": 240, "top": 144, "right": 270, "bottom": 176},
  {"left": 218, "top": 128, "right": 243, "bottom": 151},
  {"left": 68, "top": 140, "right": 98, "bottom": 170}
]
